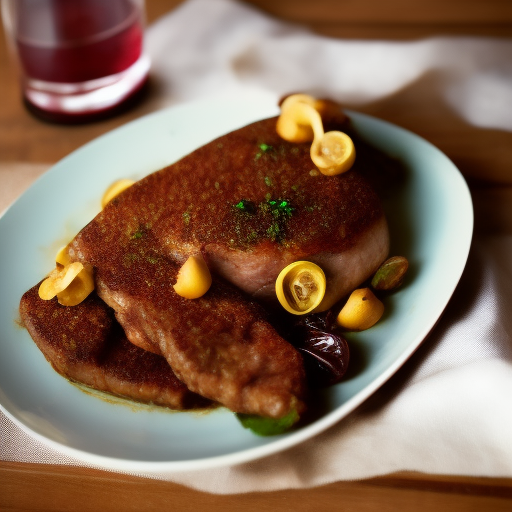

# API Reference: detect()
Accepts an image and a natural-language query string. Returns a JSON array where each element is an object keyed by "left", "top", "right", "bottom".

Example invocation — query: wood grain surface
[
  {"left": 1, "top": 462, "right": 512, "bottom": 512},
  {"left": 1, "top": 0, "right": 512, "bottom": 510}
]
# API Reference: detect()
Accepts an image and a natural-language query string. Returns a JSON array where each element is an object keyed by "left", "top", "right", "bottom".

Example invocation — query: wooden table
[{"left": 1, "top": 1, "right": 512, "bottom": 510}]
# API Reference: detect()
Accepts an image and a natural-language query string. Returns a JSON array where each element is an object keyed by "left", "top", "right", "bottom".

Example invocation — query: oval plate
[{"left": 0, "top": 89, "right": 473, "bottom": 472}]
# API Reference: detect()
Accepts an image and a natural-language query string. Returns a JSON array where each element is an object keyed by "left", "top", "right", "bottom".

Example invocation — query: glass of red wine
[{"left": 1, "top": 0, "right": 150, "bottom": 122}]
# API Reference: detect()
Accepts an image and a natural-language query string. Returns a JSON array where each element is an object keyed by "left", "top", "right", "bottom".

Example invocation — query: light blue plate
[{"left": 0, "top": 89, "right": 473, "bottom": 472}]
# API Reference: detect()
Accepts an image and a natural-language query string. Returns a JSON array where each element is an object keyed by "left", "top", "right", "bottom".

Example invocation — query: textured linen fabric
[{"left": 2, "top": 0, "right": 512, "bottom": 494}]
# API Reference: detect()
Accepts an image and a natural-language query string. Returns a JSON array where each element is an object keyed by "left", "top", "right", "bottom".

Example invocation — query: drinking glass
[{"left": 1, "top": 0, "right": 150, "bottom": 122}]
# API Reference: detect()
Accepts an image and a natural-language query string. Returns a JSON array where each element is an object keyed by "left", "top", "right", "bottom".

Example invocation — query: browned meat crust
[
  {"left": 81, "top": 116, "right": 384, "bottom": 256},
  {"left": 20, "top": 114, "right": 398, "bottom": 421},
  {"left": 72, "top": 227, "right": 308, "bottom": 419},
  {"left": 64, "top": 115, "right": 390, "bottom": 419},
  {"left": 70, "top": 117, "right": 388, "bottom": 309},
  {"left": 19, "top": 285, "right": 211, "bottom": 410}
]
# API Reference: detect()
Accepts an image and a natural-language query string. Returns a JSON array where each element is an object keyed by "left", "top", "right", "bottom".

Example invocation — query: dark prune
[
  {"left": 290, "top": 323, "right": 349, "bottom": 388},
  {"left": 295, "top": 310, "right": 336, "bottom": 331}
]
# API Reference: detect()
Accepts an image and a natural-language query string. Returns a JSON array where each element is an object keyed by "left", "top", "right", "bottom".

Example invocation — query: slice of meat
[
  {"left": 65, "top": 114, "right": 391, "bottom": 418},
  {"left": 19, "top": 285, "right": 210, "bottom": 410},
  {"left": 72, "top": 229, "right": 308, "bottom": 419},
  {"left": 71, "top": 116, "right": 389, "bottom": 312}
]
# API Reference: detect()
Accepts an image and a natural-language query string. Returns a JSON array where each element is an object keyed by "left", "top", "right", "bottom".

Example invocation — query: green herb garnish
[
  {"left": 268, "top": 199, "right": 294, "bottom": 217},
  {"left": 234, "top": 199, "right": 256, "bottom": 214},
  {"left": 231, "top": 197, "right": 295, "bottom": 245},
  {"left": 255, "top": 142, "right": 274, "bottom": 160}
]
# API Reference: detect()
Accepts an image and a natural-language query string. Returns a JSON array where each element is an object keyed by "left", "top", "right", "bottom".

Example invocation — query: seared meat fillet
[
  {"left": 20, "top": 285, "right": 210, "bottom": 410},
  {"left": 71, "top": 229, "right": 307, "bottom": 419},
  {"left": 65, "top": 115, "right": 389, "bottom": 418},
  {"left": 72, "top": 117, "right": 388, "bottom": 311}
]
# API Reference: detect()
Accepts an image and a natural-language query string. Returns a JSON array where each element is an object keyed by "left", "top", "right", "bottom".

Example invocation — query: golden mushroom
[
  {"left": 38, "top": 261, "right": 94, "bottom": 306},
  {"left": 276, "top": 93, "right": 356, "bottom": 176},
  {"left": 275, "top": 261, "right": 326, "bottom": 315},
  {"left": 173, "top": 254, "right": 212, "bottom": 299},
  {"left": 310, "top": 130, "right": 356, "bottom": 176},
  {"left": 336, "top": 288, "right": 384, "bottom": 331},
  {"left": 276, "top": 98, "right": 322, "bottom": 144},
  {"left": 55, "top": 268, "right": 95, "bottom": 306}
]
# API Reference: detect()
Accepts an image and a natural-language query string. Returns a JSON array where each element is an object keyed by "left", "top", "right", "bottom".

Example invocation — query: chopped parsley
[
  {"left": 232, "top": 197, "right": 295, "bottom": 245},
  {"left": 234, "top": 199, "right": 256, "bottom": 214},
  {"left": 268, "top": 199, "right": 294, "bottom": 217},
  {"left": 255, "top": 142, "right": 274, "bottom": 160}
]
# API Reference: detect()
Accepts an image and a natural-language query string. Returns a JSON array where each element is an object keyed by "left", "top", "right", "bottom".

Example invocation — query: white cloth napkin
[{"left": 2, "top": 0, "right": 512, "bottom": 494}]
